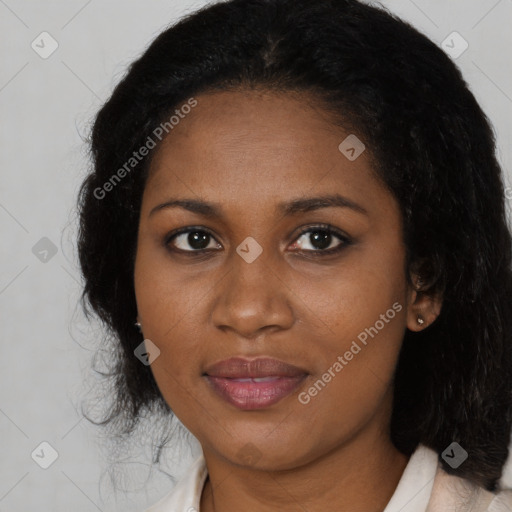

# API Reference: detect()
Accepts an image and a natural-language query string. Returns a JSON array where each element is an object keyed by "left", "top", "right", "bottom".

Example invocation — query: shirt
[{"left": 144, "top": 443, "right": 512, "bottom": 512}]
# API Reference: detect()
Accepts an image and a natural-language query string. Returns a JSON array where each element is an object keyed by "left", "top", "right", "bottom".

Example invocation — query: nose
[{"left": 210, "top": 248, "right": 295, "bottom": 339}]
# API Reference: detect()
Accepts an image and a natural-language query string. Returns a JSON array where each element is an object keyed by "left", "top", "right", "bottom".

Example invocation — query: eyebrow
[{"left": 149, "top": 193, "right": 368, "bottom": 218}]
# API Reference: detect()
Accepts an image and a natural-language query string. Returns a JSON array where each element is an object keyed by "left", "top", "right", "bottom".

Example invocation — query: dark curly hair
[{"left": 76, "top": 0, "right": 512, "bottom": 493}]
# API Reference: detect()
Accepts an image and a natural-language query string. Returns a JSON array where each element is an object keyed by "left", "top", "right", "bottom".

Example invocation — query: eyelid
[
  {"left": 164, "top": 223, "right": 352, "bottom": 254},
  {"left": 164, "top": 225, "right": 220, "bottom": 251},
  {"left": 289, "top": 223, "right": 352, "bottom": 256},
  {"left": 294, "top": 223, "right": 351, "bottom": 244}
]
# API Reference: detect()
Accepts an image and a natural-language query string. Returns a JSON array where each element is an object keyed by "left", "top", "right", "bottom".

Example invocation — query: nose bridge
[{"left": 211, "top": 243, "right": 294, "bottom": 337}]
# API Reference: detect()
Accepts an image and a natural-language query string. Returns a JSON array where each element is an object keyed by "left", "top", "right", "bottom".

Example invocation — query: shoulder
[
  {"left": 485, "top": 490, "right": 512, "bottom": 511},
  {"left": 424, "top": 449, "right": 512, "bottom": 512}
]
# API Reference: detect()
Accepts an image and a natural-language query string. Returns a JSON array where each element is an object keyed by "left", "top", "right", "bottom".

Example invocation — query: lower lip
[{"left": 204, "top": 375, "right": 307, "bottom": 410}]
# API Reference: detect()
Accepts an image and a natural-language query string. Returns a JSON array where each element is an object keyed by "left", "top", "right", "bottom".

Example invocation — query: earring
[
  {"left": 134, "top": 321, "right": 142, "bottom": 333},
  {"left": 417, "top": 315, "right": 425, "bottom": 325}
]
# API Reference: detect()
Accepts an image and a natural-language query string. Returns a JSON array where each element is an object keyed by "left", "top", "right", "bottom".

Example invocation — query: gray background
[{"left": 1, "top": 0, "right": 511, "bottom": 511}]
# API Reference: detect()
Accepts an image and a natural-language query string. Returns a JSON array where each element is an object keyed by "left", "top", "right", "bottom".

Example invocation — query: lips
[
  {"left": 204, "top": 356, "right": 308, "bottom": 379},
  {"left": 203, "top": 357, "right": 308, "bottom": 410}
]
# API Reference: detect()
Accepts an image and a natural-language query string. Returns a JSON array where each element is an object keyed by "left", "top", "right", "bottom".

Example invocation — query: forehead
[
  {"left": 148, "top": 89, "right": 343, "bottom": 176},
  {"left": 142, "top": 89, "right": 394, "bottom": 222}
]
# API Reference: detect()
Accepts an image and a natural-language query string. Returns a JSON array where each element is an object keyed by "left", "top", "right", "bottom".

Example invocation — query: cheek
[
  {"left": 133, "top": 243, "right": 216, "bottom": 406},
  {"left": 134, "top": 242, "right": 200, "bottom": 339},
  {"left": 290, "top": 248, "right": 408, "bottom": 403},
  {"left": 295, "top": 298, "right": 406, "bottom": 440},
  {"left": 289, "top": 247, "right": 407, "bottom": 339}
]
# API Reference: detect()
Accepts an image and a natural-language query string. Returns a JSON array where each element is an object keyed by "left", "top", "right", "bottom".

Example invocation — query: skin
[{"left": 134, "top": 89, "right": 442, "bottom": 512}]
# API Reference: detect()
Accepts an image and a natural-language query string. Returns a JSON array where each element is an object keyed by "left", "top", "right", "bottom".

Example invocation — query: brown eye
[
  {"left": 165, "top": 228, "right": 221, "bottom": 252},
  {"left": 289, "top": 224, "right": 351, "bottom": 255}
]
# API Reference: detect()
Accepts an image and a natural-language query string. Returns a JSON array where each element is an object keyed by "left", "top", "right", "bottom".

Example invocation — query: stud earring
[
  {"left": 134, "top": 321, "right": 142, "bottom": 333},
  {"left": 417, "top": 315, "right": 425, "bottom": 325}
]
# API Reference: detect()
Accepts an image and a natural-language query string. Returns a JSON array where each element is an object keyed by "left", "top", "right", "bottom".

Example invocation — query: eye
[
  {"left": 289, "top": 224, "right": 351, "bottom": 255},
  {"left": 164, "top": 224, "right": 351, "bottom": 256},
  {"left": 165, "top": 227, "right": 221, "bottom": 252}
]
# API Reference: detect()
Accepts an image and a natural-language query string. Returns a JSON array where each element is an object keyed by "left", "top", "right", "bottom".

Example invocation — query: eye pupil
[
  {"left": 310, "top": 230, "right": 331, "bottom": 250},
  {"left": 189, "top": 231, "right": 209, "bottom": 249}
]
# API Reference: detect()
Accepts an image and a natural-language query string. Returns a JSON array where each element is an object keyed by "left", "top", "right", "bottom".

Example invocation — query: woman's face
[{"left": 134, "top": 89, "right": 427, "bottom": 470}]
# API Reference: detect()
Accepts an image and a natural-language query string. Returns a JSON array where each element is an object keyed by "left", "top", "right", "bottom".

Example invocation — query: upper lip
[{"left": 204, "top": 357, "right": 308, "bottom": 379}]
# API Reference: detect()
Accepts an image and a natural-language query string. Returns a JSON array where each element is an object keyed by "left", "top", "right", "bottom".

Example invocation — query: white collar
[{"left": 383, "top": 443, "right": 437, "bottom": 512}]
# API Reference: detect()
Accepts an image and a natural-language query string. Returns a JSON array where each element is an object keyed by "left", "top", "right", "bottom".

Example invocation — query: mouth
[
  {"left": 203, "top": 357, "right": 309, "bottom": 410},
  {"left": 204, "top": 374, "right": 308, "bottom": 410}
]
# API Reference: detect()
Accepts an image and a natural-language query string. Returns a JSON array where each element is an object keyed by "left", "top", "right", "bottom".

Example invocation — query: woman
[{"left": 76, "top": 0, "right": 512, "bottom": 510}]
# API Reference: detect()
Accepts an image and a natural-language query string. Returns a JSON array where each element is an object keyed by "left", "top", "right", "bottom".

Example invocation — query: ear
[{"left": 406, "top": 274, "right": 443, "bottom": 332}]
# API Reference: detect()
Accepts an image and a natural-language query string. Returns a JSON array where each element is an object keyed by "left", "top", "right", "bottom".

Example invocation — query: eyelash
[{"left": 163, "top": 223, "right": 352, "bottom": 258}]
